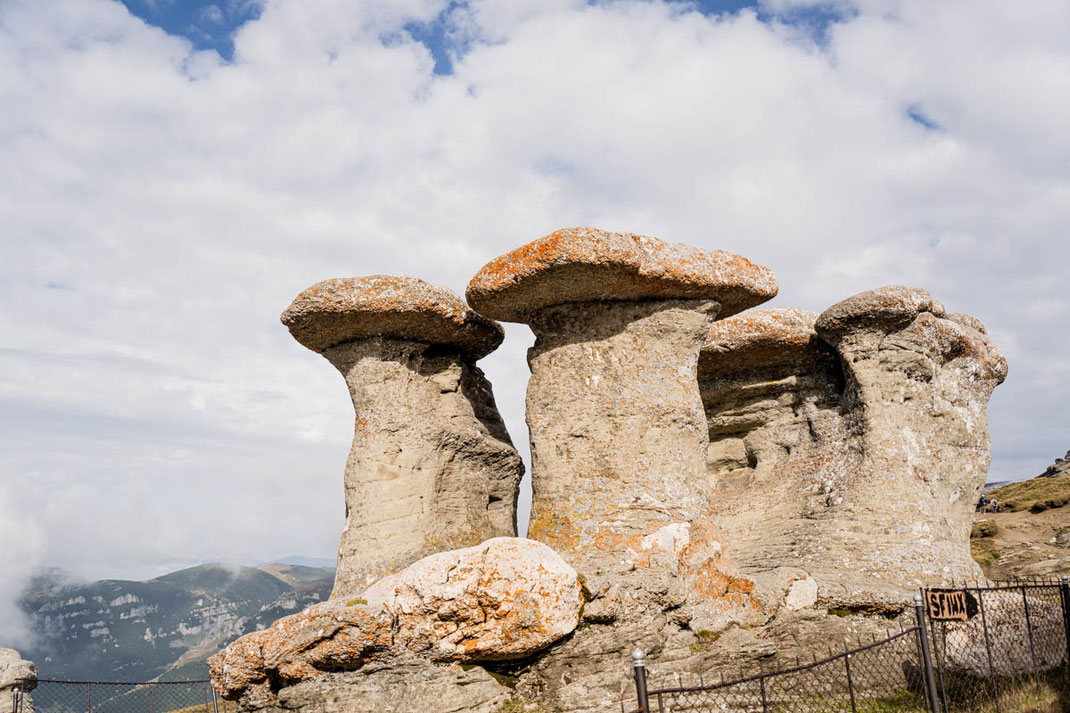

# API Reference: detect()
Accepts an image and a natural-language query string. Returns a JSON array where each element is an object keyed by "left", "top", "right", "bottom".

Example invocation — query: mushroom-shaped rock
[
  {"left": 700, "top": 294, "right": 1006, "bottom": 610},
  {"left": 467, "top": 228, "right": 777, "bottom": 582},
  {"left": 804, "top": 286, "right": 1006, "bottom": 598},
  {"left": 282, "top": 276, "right": 525, "bottom": 596},
  {"left": 209, "top": 538, "right": 584, "bottom": 701},
  {"left": 698, "top": 308, "right": 844, "bottom": 614}
]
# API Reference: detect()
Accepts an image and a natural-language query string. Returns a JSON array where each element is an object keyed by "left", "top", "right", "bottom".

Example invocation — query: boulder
[
  {"left": 209, "top": 538, "right": 584, "bottom": 700},
  {"left": 0, "top": 649, "right": 35, "bottom": 690},
  {"left": 0, "top": 649, "right": 36, "bottom": 713},
  {"left": 943, "top": 595, "right": 1065, "bottom": 677},
  {"left": 282, "top": 276, "right": 524, "bottom": 596}
]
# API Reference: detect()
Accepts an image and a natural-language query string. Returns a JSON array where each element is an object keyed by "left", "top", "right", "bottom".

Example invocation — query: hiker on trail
[
  {"left": 978, "top": 494, "right": 988, "bottom": 512},
  {"left": 990, "top": 497, "right": 999, "bottom": 513}
]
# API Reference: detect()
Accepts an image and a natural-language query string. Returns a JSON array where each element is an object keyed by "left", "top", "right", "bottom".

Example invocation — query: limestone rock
[
  {"left": 265, "top": 661, "right": 511, "bottom": 713},
  {"left": 282, "top": 277, "right": 524, "bottom": 596},
  {"left": 700, "top": 291, "right": 1006, "bottom": 609},
  {"left": 282, "top": 275, "right": 502, "bottom": 358},
  {"left": 467, "top": 228, "right": 777, "bottom": 601},
  {"left": 1039, "top": 449, "right": 1070, "bottom": 478},
  {"left": 0, "top": 648, "right": 36, "bottom": 713},
  {"left": 699, "top": 308, "right": 844, "bottom": 612},
  {"left": 364, "top": 537, "right": 584, "bottom": 661},
  {"left": 943, "top": 596, "right": 1065, "bottom": 677},
  {"left": 209, "top": 538, "right": 584, "bottom": 700},
  {"left": 466, "top": 226, "right": 777, "bottom": 322},
  {"left": 0, "top": 648, "right": 35, "bottom": 690}
]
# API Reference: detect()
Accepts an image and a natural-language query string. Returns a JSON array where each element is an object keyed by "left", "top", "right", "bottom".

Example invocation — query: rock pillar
[
  {"left": 467, "top": 227, "right": 777, "bottom": 579},
  {"left": 282, "top": 276, "right": 524, "bottom": 596}
]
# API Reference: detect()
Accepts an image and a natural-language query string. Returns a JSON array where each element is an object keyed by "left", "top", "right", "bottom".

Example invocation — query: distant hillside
[{"left": 18, "top": 562, "right": 334, "bottom": 682}]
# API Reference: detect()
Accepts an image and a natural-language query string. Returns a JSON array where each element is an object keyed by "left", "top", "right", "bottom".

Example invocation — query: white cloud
[{"left": 0, "top": 0, "right": 1067, "bottom": 631}]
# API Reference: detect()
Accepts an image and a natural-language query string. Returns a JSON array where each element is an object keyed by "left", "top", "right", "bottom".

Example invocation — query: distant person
[
  {"left": 978, "top": 494, "right": 988, "bottom": 512},
  {"left": 990, "top": 497, "right": 999, "bottom": 513}
]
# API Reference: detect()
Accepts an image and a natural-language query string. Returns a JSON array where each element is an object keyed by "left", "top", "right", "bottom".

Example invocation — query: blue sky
[{"left": 118, "top": 0, "right": 849, "bottom": 70}]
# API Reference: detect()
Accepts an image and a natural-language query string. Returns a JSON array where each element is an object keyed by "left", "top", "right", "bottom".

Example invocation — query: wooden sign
[{"left": 924, "top": 588, "right": 978, "bottom": 621}]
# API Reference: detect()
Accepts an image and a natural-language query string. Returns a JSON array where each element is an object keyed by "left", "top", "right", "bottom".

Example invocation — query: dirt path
[{"left": 973, "top": 503, "right": 1070, "bottom": 579}]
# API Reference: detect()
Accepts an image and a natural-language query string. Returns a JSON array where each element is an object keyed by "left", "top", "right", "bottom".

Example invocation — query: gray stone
[
  {"left": 209, "top": 538, "right": 583, "bottom": 700},
  {"left": 282, "top": 277, "right": 524, "bottom": 597},
  {"left": 0, "top": 648, "right": 36, "bottom": 713},
  {"left": 467, "top": 228, "right": 777, "bottom": 603},
  {"left": 699, "top": 291, "right": 1007, "bottom": 610}
]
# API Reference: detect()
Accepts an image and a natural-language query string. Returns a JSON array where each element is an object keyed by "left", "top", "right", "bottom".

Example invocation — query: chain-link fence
[
  {"left": 629, "top": 577, "right": 1070, "bottom": 713},
  {"left": 630, "top": 627, "right": 929, "bottom": 713},
  {"left": 11, "top": 680, "right": 239, "bottom": 713},
  {"left": 927, "top": 579, "right": 1070, "bottom": 713}
]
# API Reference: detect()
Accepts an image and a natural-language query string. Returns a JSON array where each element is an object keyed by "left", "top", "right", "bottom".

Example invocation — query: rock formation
[
  {"left": 0, "top": 649, "right": 36, "bottom": 713},
  {"left": 282, "top": 276, "right": 524, "bottom": 597},
  {"left": 1039, "top": 450, "right": 1070, "bottom": 478},
  {"left": 209, "top": 538, "right": 584, "bottom": 706},
  {"left": 700, "top": 289, "right": 1007, "bottom": 609},
  {"left": 215, "top": 240, "right": 1009, "bottom": 713},
  {"left": 467, "top": 227, "right": 777, "bottom": 589}
]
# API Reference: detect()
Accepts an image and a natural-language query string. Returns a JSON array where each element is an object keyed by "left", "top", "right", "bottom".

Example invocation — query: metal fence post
[
  {"left": 1060, "top": 575, "right": 1070, "bottom": 668},
  {"left": 843, "top": 649, "right": 858, "bottom": 713},
  {"left": 632, "top": 649, "right": 650, "bottom": 713},
  {"left": 913, "top": 593, "right": 941, "bottom": 713},
  {"left": 211, "top": 685, "right": 220, "bottom": 713}
]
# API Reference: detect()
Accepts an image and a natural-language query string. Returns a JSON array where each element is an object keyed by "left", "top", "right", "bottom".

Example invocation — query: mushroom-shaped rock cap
[
  {"left": 814, "top": 286, "right": 946, "bottom": 338},
  {"left": 282, "top": 275, "right": 504, "bottom": 359},
  {"left": 466, "top": 227, "right": 778, "bottom": 322},
  {"left": 699, "top": 307, "right": 830, "bottom": 375}
]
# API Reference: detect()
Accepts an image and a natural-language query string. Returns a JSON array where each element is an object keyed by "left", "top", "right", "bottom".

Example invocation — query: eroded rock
[
  {"left": 467, "top": 228, "right": 777, "bottom": 594},
  {"left": 282, "top": 276, "right": 524, "bottom": 596},
  {"left": 700, "top": 290, "right": 1006, "bottom": 611},
  {"left": 0, "top": 649, "right": 36, "bottom": 713},
  {"left": 209, "top": 538, "right": 584, "bottom": 701}
]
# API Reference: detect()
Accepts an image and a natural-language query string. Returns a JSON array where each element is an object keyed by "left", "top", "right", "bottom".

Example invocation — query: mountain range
[{"left": 17, "top": 561, "right": 335, "bottom": 682}]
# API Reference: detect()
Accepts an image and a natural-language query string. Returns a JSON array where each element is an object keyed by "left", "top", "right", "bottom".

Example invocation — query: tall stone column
[
  {"left": 282, "top": 275, "right": 524, "bottom": 597},
  {"left": 466, "top": 227, "right": 777, "bottom": 581},
  {"left": 811, "top": 286, "right": 1007, "bottom": 598}
]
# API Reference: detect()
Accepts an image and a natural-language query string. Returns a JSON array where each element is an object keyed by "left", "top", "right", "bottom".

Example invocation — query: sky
[{"left": 1, "top": 0, "right": 1068, "bottom": 645}]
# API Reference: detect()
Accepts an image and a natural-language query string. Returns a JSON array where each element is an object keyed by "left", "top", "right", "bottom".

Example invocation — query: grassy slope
[{"left": 986, "top": 473, "right": 1070, "bottom": 513}]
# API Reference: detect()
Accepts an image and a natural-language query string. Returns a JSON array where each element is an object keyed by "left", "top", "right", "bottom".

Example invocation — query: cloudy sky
[{"left": 1, "top": 0, "right": 1068, "bottom": 643}]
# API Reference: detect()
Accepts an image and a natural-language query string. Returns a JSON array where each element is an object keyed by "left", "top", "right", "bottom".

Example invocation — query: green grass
[
  {"left": 971, "top": 520, "right": 997, "bottom": 538},
  {"left": 987, "top": 473, "right": 1070, "bottom": 513},
  {"left": 971, "top": 537, "right": 1001, "bottom": 568}
]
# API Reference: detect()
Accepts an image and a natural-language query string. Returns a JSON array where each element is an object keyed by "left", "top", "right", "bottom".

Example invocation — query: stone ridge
[
  {"left": 466, "top": 227, "right": 778, "bottom": 322},
  {"left": 281, "top": 275, "right": 503, "bottom": 359},
  {"left": 699, "top": 307, "right": 828, "bottom": 376}
]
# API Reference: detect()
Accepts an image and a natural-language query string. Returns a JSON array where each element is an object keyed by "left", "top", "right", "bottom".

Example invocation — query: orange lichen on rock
[
  {"left": 209, "top": 538, "right": 583, "bottom": 700},
  {"left": 282, "top": 275, "right": 503, "bottom": 358},
  {"left": 466, "top": 227, "right": 778, "bottom": 322}
]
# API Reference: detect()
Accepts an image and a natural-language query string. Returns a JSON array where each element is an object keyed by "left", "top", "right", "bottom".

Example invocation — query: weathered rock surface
[
  {"left": 468, "top": 229, "right": 777, "bottom": 598},
  {"left": 1040, "top": 450, "right": 1070, "bottom": 479},
  {"left": 0, "top": 648, "right": 35, "bottom": 690},
  {"left": 282, "top": 277, "right": 524, "bottom": 596},
  {"left": 944, "top": 595, "right": 1065, "bottom": 677},
  {"left": 0, "top": 649, "right": 36, "bottom": 713},
  {"left": 466, "top": 226, "right": 778, "bottom": 322},
  {"left": 254, "top": 661, "right": 511, "bottom": 713},
  {"left": 699, "top": 289, "right": 1006, "bottom": 610},
  {"left": 209, "top": 538, "right": 584, "bottom": 701}
]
